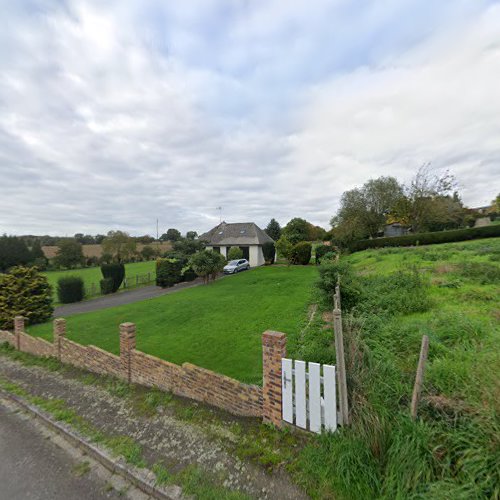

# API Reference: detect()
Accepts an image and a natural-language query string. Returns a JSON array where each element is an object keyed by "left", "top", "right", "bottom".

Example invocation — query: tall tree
[
  {"left": 282, "top": 218, "right": 310, "bottom": 244},
  {"left": 332, "top": 176, "right": 405, "bottom": 239},
  {"left": 265, "top": 219, "right": 281, "bottom": 241},
  {"left": 186, "top": 231, "right": 198, "bottom": 240},
  {"left": 160, "top": 228, "right": 182, "bottom": 242},
  {"left": 0, "top": 235, "right": 32, "bottom": 272},
  {"left": 101, "top": 231, "right": 137, "bottom": 263},
  {"left": 53, "top": 240, "right": 84, "bottom": 269}
]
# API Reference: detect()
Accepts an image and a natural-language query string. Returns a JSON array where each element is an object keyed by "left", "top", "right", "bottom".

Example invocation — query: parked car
[{"left": 223, "top": 259, "right": 250, "bottom": 274}]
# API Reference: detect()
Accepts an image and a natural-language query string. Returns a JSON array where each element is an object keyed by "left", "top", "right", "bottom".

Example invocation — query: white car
[{"left": 223, "top": 259, "right": 250, "bottom": 274}]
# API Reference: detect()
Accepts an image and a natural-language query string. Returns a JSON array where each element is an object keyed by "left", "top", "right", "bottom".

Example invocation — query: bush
[
  {"left": 57, "top": 276, "right": 85, "bottom": 303},
  {"left": 348, "top": 224, "right": 500, "bottom": 252},
  {"left": 289, "top": 242, "right": 312, "bottom": 265},
  {"left": 262, "top": 241, "right": 276, "bottom": 264},
  {"left": 189, "top": 250, "right": 226, "bottom": 284},
  {"left": 227, "top": 247, "right": 243, "bottom": 261},
  {"left": 458, "top": 261, "right": 500, "bottom": 284},
  {"left": 31, "top": 257, "right": 48, "bottom": 271},
  {"left": 99, "top": 278, "right": 114, "bottom": 295},
  {"left": 316, "top": 260, "right": 362, "bottom": 311},
  {"left": 156, "top": 258, "right": 183, "bottom": 288},
  {"left": 182, "top": 266, "right": 197, "bottom": 282},
  {"left": 100, "top": 263, "right": 125, "bottom": 292},
  {"left": 0, "top": 266, "right": 53, "bottom": 330},
  {"left": 315, "top": 244, "right": 332, "bottom": 264}
]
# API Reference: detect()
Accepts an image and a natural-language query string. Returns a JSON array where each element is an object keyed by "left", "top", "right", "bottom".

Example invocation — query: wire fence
[{"left": 84, "top": 272, "right": 156, "bottom": 298}]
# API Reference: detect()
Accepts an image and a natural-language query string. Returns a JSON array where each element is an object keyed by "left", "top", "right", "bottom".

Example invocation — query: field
[
  {"left": 288, "top": 237, "right": 500, "bottom": 499},
  {"left": 30, "top": 266, "right": 317, "bottom": 384},
  {"left": 43, "top": 261, "right": 156, "bottom": 301}
]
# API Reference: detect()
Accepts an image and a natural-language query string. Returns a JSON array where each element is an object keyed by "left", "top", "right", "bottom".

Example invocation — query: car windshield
[{"left": 228, "top": 260, "right": 240, "bottom": 265}]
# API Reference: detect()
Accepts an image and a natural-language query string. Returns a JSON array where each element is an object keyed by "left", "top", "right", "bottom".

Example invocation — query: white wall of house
[{"left": 206, "top": 244, "right": 265, "bottom": 267}]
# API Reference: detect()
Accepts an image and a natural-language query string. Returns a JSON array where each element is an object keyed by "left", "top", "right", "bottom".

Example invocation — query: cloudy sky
[{"left": 1, "top": 0, "right": 499, "bottom": 236}]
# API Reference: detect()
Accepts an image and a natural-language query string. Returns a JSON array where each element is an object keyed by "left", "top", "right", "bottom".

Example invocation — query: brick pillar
[
  {"left": 53, "top": 318, "right": 66, "bottom": 360},
  {"left": 120, "top": 323, "right": 136, "bottom": 383},
  {"left": 14, "top": 316, "right": 24, "bottom": 350},
  {"left": 262, "top": 330, "right": 287, "bottom": 426}
]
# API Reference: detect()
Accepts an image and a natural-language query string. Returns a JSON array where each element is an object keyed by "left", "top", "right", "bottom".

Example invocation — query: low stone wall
[{"left": 0, "top": 317, "right": 286, "bottom": 424}]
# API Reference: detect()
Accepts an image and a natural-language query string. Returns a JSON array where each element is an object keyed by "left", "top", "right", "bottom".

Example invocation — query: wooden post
[
  {"left": 411, "top": 335, "right": 429, "bottom": 420},
  {"left": 333, "top": 289, "right": 349, "bottom": 425}
]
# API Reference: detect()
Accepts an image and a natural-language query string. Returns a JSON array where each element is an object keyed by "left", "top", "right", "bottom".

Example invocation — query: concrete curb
[{"left": 0, "top": 388, "right": 184, "bottom": 500}]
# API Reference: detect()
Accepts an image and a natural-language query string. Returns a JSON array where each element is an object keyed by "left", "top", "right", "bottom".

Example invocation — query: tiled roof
[{"left": 199, "top": 222, "right": 274, "bottom": 245}]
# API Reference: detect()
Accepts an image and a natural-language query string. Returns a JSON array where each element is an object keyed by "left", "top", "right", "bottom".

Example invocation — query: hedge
[
  {"left": 156, "top": 258, "right": 183, "bottom": 288},
  {"left": 348, "top": 224, "right": 500, "bottom": 252},
  {"left": 289, "top": 242, "right": 312, "bottom": 265},
  {"left": 100, "top": 263, "right": 125, "bottom": 292},
  {"left": 0, "top": 266, "right": 53, "bottom": 330},
  {"left": 100, "top": 277, "right": 114, "bottom": 295},
  {"left": 57, "top": 276, "right": 85, "bottom": 303},
  {"left": 262, "top": 241, "right": 276, "bottom": 264}
]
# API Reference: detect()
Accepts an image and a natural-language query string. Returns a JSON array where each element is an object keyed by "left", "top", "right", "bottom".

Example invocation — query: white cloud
[{"left": 0, "top": 0, "right": 499, "bottom": 236}]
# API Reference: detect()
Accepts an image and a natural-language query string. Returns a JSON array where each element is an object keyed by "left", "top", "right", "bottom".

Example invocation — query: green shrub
[
  {"left": 316, "top": 260, "right": 361, "bottom": 311},
  {"left": 227, "top": 247, "right": 243, "bottom": 261},
  {"left": 31, "top": 257, "right": 48, "bottom": 271},
  {"left": 100, "top": 263, "right": 125, "bottom": 292},
  {"left": 57, "top": 276, "right": 85, "bottom": 304},
  {"left": 99, "top": 278, "right": 114, "bottom": 295},
  {"left": 156, "top": 258, "right": 183, "bottom": 288},
  {"left": 314, "top": 244, "right": 332, "bottom": 264},
  {"left": 289, "top": 242, "right": 312, "bottom": 265},
  {"left": 348, "top": 224, "right": 500, "bottom": 252},
  {"left": 189, "top": 250, "right": 226, "bottom": 284},
  {"left": 0, "top": 266, "right": 53, "bottom": 330},
  {"left": 262, "top": 241, "right": 276, "bottom": 264},
  {"left": 182, "top": 266, "right": 197, "bottom": 282}
]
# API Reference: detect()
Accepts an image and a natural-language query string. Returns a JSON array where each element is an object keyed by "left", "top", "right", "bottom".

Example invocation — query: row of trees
[
  {"left": 330, "top": 165, "right": 498, "bottom": 247},
  {"left": 264, "top": 218, "right": 327, "bottom": 244}
]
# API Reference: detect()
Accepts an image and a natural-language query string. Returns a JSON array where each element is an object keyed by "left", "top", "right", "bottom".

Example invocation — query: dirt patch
[
  {"left": 435, "top": 264, "right": 457, "bottom": 274},
  {"left": 322, "top": 311, "right": 333, "bottom": 330},
  {"left": 0, "top": 356, "right": 307, "bottom": 500}
]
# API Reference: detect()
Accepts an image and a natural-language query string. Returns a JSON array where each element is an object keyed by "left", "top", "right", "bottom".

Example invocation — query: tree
[
  {"left": 405, "top": 165, "right": 459, "bottom": 232},
  {"left": 141, "top": 245, "right": 156, "bottom": 260},
  {"left": 172, "top": 238, "right": 205, "bottom": 255},
  {"left": 227, "top": 247, "right": 243, "bottom": 260},
  {"left": 30, "top": 240, "right": 45, "bottom": 260},
  {"left": 332, "top": 176, "right": 405, "bottom": 239},
  {"left": 53, "top": 240, "right": 84, "bottom": 269},
  {"left": 136, "top": 235, "right": 155, "bottom": 244},
  {"left": 262, "top": 241, "right": 276, "bottom": 264},
  {"left": 186, "top": 231, "right": 198, "bottom": 240},
  {"left": 161, "top": 228, "right": 182, "bottom": 242},
  {"left": 189, "top": 250, "right": 226, "bottom": 284},
  {"left": 0, "top": 235, "right": 32, "bottom": 272},
  {"left": 275, "top": 236, "right": 293, "bottom": 264},
  {"left": 265, "top": 219, "right": 281, "bottom": 241},
  {"left": 282, "top": 218, "right": 310, "bottom": 245},
  {"left": 101, "top": 231, "right": 136, "bottom": 263}
]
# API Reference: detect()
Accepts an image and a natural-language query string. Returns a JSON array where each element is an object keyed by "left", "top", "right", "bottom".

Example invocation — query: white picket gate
[{"left": 281, "top": 358, "right": 337, "bottom": 433}]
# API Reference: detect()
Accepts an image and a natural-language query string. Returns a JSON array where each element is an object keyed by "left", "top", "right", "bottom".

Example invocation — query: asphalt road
[
  {"left": 54, "top": 278, "right": 205, "bottom": 317},
  {"left": 0, "top": 399, "right": 122, "bottom": 500}
]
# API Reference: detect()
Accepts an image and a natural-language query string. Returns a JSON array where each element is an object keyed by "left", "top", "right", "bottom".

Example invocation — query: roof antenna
[{"left": 216, "top": 206, "right": 222, "bottom": 223}]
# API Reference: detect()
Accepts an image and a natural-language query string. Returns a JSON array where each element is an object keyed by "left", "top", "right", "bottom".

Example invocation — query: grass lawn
[
  {"left": 30, "top": 265, "right": 317, "bottom": 384},
  {"left": 289, "top": 237, "right": 500, "bottom": 498},
  {"left": 43, "top": 261, "right": 156, "bottom": 301}
]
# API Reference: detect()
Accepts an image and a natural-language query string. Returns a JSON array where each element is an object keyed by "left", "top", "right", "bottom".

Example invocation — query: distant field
[
  {"left": 30, "top": 265, "right": 317, "bottom": 384},
  {"left": 44, "top": 261, "right": 156, "bottom": 301}
]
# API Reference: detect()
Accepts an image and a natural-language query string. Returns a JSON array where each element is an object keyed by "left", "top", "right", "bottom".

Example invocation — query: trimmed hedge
[
  {"left": 156, "top": 258, "right": 183, "bottom": 288},
  {"left": 100, "top": 263, "right": 125, "bottom": 292},
  {"left": 289, "top": 242, "right": 312, "bottom": 265},
  {"left": 0, "top": 266, "right": 53, "bottom": 330},
  {"left": 100, "top": 278, "right": 114, "bottom": 295},
  {"left": 315, "top": 244, "right": 332, "bottom": 264},
  {"left": 262, "top": 241, "right": 276, "bottom": 264},
  {"left": 348, "top": 224, "right": 500, "bottom": 252},
  {"left": 57, "top": 276, "right": 85, "bottom": 304}
]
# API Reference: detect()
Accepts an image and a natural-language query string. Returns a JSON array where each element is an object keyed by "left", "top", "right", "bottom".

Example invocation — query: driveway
[{"left": 54, "top": 278, "right": 206, "bottom": 317}]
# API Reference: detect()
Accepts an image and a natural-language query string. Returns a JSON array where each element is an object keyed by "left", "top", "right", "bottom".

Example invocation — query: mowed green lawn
[
  {"left": 43, "top": 261, "right": 156, "bottom": 301},
  {"left": 30, "top": 266, "right": 317, "bottom": 384}
]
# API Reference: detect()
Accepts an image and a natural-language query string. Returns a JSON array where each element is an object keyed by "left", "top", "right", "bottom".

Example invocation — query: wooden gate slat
[
  {"left": 309, "top": 362, "right": 321, "bottom": 432},
  {"left": 282, "top": 358, "right": 293, "bottom": 423},
  {"left": 323, "top": 364, "right": 337, "bottom": 432},
  {"left": 295, "top": 360, "right": 307, "bottom": 429}
]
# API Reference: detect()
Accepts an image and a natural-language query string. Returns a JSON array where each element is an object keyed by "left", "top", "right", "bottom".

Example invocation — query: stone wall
[{"left": 0, "top": 316, "right": 286, "bottom": 423}]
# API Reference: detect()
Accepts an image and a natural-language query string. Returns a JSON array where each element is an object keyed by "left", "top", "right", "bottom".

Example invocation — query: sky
[{"left": 1, "top": 0, "right": 499, "bottom": 236}]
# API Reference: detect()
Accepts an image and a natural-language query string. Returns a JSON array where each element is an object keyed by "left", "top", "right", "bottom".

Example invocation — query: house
[
  {"left": 199, "top": 222, "right": 274, "bottom": 267},
  {"left": 384, "top": 222, "right": 409, "bottom": 237}
]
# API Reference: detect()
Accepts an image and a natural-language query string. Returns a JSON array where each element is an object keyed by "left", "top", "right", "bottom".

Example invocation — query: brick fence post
[
  {"left": 14, "top": 316, "right": 24, "bottom": 351},
  {"left": 53, "top": 318, "right": 66, "bottom": 360},
  {"left": 262, "top": 330, "right": 287, "bottom": 426},
  {"left": 120, "top": 323, "right": 136, "bottom": 383}
]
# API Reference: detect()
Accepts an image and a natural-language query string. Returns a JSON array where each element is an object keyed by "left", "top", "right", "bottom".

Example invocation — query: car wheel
[{"left": 246, "top": 265, "right": 250, "bottom": 270}]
